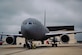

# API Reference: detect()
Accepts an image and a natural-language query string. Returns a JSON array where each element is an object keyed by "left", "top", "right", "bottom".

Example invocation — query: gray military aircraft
[{"left": 0, "top": 18, "right": 82, "bottom": 49}]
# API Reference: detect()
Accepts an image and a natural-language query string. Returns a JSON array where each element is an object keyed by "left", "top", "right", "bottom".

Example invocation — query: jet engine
[
  {"left": 6, "top": 36, "right": 15, "bottom": 44},
  {"left": 60, "top": 35, "right": 70, "bottom": 43}
]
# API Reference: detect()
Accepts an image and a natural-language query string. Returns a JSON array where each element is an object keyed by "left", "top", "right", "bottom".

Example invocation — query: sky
[{"left": 0, "top": 0, "right": 82, "bottom": 41}]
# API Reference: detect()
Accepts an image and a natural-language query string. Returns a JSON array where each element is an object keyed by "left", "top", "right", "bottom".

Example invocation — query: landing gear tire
[
  {"left": 55, "top": 44, "right": 57, "bottom": 47},
  {"left": 27, "top": 42, "right": 36, "bottom": 49},
  {"left": 25, "top": 39, "right": 31, "bottom": 49},
  {"left": 52, "top": 44, "right": 54, "bottom": 47},
  {"left": 52, "top": 44, "right": 57, "bottom": 47},
  {"left": 25, "top": 38, "right": 36, "bottom": 49},
  {"left": 23, "top": 44, "right": 26, "bottom": 48},
  {"left": 32, "top": 43, "right": 36, "bottom": 49}
]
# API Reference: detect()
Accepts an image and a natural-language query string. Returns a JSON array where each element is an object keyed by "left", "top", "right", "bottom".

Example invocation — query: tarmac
[{"left": 0, "top": 44, "right": 82, "bottom": 55}]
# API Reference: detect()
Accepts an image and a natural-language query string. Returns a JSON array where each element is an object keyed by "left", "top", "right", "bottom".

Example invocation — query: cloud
[{"left": 0, "top": 0, "right": 82, "bottom": 40}]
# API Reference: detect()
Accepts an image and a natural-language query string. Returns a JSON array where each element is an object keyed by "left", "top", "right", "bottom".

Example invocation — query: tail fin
[{"left": 44, "top": 10, "right": 46, "bottom": 27}]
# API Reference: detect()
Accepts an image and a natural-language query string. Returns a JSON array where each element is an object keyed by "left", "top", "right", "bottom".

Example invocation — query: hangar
[
  {"left": 47, "top": 25, "right": 76, "bottom": 44},
  {"left": 16, "top": 25, "right": 77, "bottom": 45}
]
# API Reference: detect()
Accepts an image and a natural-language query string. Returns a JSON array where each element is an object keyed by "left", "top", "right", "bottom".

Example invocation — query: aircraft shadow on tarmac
[
  {"left": 32, "top": 45, "right": 79, "bottom": 49},
  {"left": 2, "top": 45, "right": 78, "bottom": 49},
  {"left": 36, "top": 45, "right": 78, "bottom": 49}
]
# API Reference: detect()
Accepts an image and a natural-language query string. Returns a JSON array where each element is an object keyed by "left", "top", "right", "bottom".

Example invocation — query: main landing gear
[
  {"left": 23, "top": 39, "right": 36, "bottom": 49},
  {"left": 51, "top": 37, "right": 58, "bottom": 47},
  {"left": 52, "top": 43, "right": 57, "bottom": 47}
]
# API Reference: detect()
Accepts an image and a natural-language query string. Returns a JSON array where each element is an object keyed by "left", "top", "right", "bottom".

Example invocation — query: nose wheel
[
  {"left": 52, "top": 43, "right": 57, "bottom": 47},
  {"left": 24, "top": 39, "right": 36, "bottom": 49}
]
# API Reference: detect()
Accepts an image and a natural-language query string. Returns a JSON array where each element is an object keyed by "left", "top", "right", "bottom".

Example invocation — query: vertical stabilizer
[{"left": 44, "top": 10, "right": 46, "bottom": 27}]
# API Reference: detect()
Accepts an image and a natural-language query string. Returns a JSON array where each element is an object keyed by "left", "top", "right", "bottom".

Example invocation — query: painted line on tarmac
[{"left": 5, "top": 49, "right": 28, "bottom": 55}]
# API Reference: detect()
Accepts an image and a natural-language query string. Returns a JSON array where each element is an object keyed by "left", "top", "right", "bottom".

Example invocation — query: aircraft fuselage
[{"left": 21, "top": 18, "right": 49, "bottom": 41}]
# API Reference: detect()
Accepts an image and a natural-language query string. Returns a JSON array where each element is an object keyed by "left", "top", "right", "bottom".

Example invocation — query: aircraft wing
[
  {"left": 0, "top": 33, "right": 23, "bottom": 37},
  {"left": 45, "top": 31, "right": 82, "bottom": 36}
]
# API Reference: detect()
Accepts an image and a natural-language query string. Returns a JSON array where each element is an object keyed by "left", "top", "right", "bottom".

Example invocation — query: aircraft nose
[
  {"left": 25, "top": 26, "right": 31, "bottom": 32},
  {"left": 21, "top": 24, "right": 32, "bottom": 33}
]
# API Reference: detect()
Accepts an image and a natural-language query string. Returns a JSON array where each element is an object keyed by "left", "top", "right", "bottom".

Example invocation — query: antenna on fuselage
[{"left": 44, "top": 10, "right": 46, "bottom": 27}]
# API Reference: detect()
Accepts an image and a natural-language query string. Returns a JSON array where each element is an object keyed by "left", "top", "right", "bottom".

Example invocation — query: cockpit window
[
  {"left": 29, "top": 22, "right": 32, "bottom": 24},
  {"left": 29, "top": 22, "right": 35, "bottom": 25},
  {"left": 23, "top": 21, "right": 34, "bottom": 25}
]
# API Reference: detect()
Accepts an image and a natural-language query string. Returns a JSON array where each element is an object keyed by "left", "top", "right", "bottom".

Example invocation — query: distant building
[
  {"left": 47, "top": 25, "right": 74, "bottom": 31},
  {"left": 77, "top": 41, "right": 82, "bottom": 43},
  {"left": 47, "top": 25, "right": 77, "bottom": 44}
]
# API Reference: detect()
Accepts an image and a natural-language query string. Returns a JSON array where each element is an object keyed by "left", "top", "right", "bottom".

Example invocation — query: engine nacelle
[
  {"left": 61, "top": 35, "right": 70, "bottom": 43},
  {"left": 6, "top": 36, "right": 14, "bottom": 44}
]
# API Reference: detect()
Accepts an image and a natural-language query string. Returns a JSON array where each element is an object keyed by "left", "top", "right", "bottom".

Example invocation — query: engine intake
[
  {"left": 6, "top": 37, "right": 14, "bottom": 44},
  {"left": 61, "top": 35, "right": 70, "bottom": 43}
]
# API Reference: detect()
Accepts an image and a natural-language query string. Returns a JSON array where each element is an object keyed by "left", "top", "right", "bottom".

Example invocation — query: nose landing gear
[
  {"left": 52, "top": 43, "right": 57, "bottom": 47},
  {"left": 23, "top": 39, "right": 36, "bottom": 49}
]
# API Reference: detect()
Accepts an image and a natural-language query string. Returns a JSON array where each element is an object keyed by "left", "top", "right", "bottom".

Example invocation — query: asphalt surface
[{"left": 0, "top": 44, "right": 82, "bottom": 55}]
